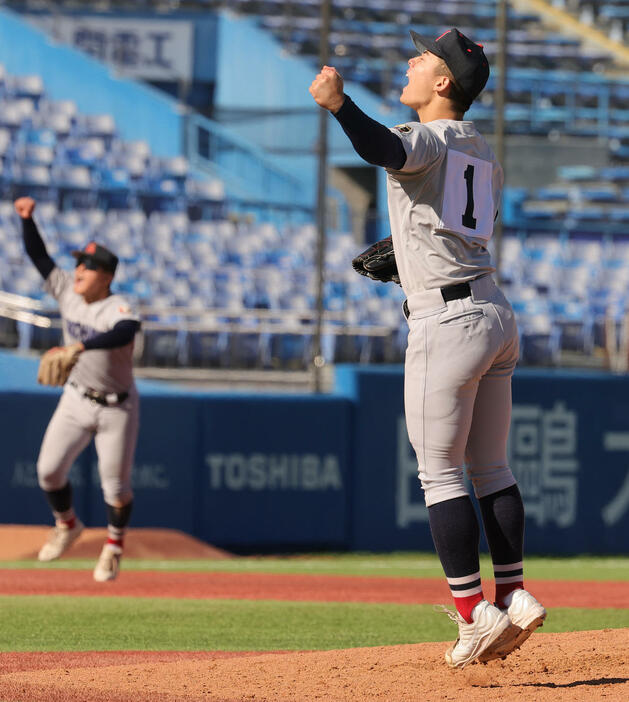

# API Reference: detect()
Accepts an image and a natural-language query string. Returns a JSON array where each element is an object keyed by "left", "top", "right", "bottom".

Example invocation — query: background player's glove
[
  {"left": 352, "top": 236, "right": 400, "bottom": 284},
  {"left": 37, "top": 343, "right": 83, "bottom": 386}
]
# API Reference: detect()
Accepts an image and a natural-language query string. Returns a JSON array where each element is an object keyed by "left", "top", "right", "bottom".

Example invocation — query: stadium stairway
[{"left": 517, "top": 0, "right": 629, "bottom": 66}]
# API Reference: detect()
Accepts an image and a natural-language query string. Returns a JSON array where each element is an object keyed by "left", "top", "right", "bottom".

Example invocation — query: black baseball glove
[{"left": 351, "top": 236, "right": 400, "bottom": 284}]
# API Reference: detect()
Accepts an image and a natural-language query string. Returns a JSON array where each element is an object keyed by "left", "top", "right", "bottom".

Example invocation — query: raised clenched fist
[
  {"left": 14, "top": 196, "right": 36, "bottom": 219},
  {"left": 309, "top": 65, "right": 345, "bottom": 113}
]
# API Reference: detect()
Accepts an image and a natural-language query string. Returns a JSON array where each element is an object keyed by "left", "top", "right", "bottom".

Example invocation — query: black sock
[
  {"left": 479, "top": 484, "right": 525, "bottom": 607},
  {"left": 105, "top": 501, "right": 133, "bottom": 549},
  {"left": 428, "top": 496, "right": 483, "bottom": 622},
  {"left": 478, "top": 484, "right": 524, "bottom": 565},
  {"left": 44, "top": 483, "right": 73, "bottom": 513},
  {"left": 105, "top": 501, "right": 133, "bottom": 529}
]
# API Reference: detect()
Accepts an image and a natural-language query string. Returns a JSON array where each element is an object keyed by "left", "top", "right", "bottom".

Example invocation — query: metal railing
[
  {"left": 0, "top": 290, "right": 403, "bottom": 369},
  {"left": 185, "top": 113, "right": 309, "bottom": 208}
]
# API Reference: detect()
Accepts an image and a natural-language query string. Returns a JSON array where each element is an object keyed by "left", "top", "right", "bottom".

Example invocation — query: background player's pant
[
  {"left": 37, "top": 384, "right": 139, "bottom": 505},
  {"left": 404, "top": 275, "right": 519, "bottom": 507}
]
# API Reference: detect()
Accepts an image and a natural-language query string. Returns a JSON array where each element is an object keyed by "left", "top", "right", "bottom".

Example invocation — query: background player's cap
[
  {"left": 409, "top": 27, "right": 490, "bottom": 104},
  {"left": 72, "top": 241, "right": 118, "bottom": 274}
]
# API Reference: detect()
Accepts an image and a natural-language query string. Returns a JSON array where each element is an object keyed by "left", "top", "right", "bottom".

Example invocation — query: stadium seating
[
  {"left": 0, "top": 56, "right": 407, "bottom": 368},
  {"left": 216, "top": 0, "right": 628, "bottom": 137},
  {"left": 558, "top": 0, "right": 629, "bottom": 42},
  {"left": 1, "top": 0, "right": 629, "bottom": 370}
]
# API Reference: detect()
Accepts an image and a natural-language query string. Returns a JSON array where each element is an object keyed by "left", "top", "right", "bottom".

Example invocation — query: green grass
[
  {"left": 0, "top": 596, "right": 627, "bottom": 652},
  {"left": 2, "top": 553, "right": 629, "bottom": 581}
]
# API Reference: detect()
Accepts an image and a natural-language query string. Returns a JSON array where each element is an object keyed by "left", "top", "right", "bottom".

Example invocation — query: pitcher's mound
[{"left": 0, "top": 525, "right": 231, "bottom": 560}]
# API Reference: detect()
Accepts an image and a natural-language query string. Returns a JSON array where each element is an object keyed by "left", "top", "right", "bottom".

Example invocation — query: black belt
[
  {"left": 441, "top": 281, "right": 472, "bottom": 302},
  {"left": 403, "top": 281, "right": 472, "bottom": 320},
  {"left": 70, "top": 381, "right": 129, "bottom": 406}
]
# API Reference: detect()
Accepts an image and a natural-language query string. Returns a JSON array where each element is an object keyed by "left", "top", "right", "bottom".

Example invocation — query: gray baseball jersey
[
  {"left": 386, "top": 119, "right": 502, "bottom": 294},
  {"left": 37, "top": 267, "right": 140, "bottom": 506},
  {"left": 44, "top": 267, "right": 139, "bottom": 394},
  {"left": 387, "top": 118, "right": 518, "bottom": 508}
]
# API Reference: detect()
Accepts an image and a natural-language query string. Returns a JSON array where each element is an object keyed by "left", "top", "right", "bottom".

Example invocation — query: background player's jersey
[
  {"left": 386, "top": 119, "right": 503, "bottom": 296},
  {"left": 44, "top": 268, "right": 139, "bottom": 394}
]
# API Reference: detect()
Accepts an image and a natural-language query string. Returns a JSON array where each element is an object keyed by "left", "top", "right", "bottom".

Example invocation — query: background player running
[
  {"left": 310, "top": 28, "right": 546, "bottom": 668},
  {"left": 15, "top": 196, "right": 141, "bottom": 582}
]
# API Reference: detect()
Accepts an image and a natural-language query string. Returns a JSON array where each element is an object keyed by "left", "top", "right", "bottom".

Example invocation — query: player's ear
[{"left": 434, "top": 73, "right": 451, "bottom": 93}]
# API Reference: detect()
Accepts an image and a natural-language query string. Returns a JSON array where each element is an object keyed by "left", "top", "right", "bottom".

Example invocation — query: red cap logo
[{"left": 85, "top": 242, "right": 97, "bottom": 254}]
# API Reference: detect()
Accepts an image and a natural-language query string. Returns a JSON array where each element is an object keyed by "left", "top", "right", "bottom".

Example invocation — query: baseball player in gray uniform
[
  {"left": 310, "top": 28, "right": 546, "bottom": 668},
  {"left": 15, "top": 196, "right": 140, "bottom": 582}
]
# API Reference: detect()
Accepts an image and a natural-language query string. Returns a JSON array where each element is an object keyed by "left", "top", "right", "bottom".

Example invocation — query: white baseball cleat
[
  {"left": 441, "top": 599, "right": 515, "bottom": 669},
  {"left": 505, "top": 589, "right": 547, "bottom": 648},
  {"left": 93, "top": 544, "right": 122, "bottom": 582},
  {"left": 478, "top": 588, "right": 547, "bottom": 663},
  {"left": 37, "top": 519, "right": 85, "bottom": 562}
]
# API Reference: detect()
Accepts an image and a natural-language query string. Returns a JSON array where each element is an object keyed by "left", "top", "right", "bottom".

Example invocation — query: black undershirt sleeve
[
  {"left": 332, "top": 95, "right": 407, "bottom": 170},
  {"left": 22, "top": 217, "right": 55, "bottom": 280},
  {"left": 83, "top": 319, "right": 140, "bottom": 351}
]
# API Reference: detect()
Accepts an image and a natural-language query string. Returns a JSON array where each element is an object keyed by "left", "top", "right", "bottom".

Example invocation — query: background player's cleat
[
  {"left": 93, "top": 543, "right": 122, "bottom": 582},
  {"left": 441, "top": 600, "right": 513, "bottom": 669},
  {"left": 37, "top": 519, "right": 84, "bottom": 561}
]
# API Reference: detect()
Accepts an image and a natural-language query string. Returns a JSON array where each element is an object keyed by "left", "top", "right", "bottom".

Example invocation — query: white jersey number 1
[{"left": 440, "top": 150, "right": 495, "bottom": 242}]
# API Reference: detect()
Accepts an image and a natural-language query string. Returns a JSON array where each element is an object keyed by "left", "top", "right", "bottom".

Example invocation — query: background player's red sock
[
  {"left": 46, "top": 483, "right": 77, "bottom": 529},
  {"left": 107, "top": 524, "right": 125, "bottom": 549},
  {"left": 53, "top": 507, "right": 77, "bottom": 529},
  {"left": 104, "top": 501, "right": 133, "bottom": 550}
]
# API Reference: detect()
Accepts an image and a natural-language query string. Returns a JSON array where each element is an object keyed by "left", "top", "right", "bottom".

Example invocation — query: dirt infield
[
  {"left": 1, "top": 630, "right": 627, "bottom": 701},
  {"left": 1, "top": 527, "right": 627, "bottom": 701},
  {"left": 0, "top": 525, "right": 231, "bottom": 560},
  {"left": 1, "top": 569, "right": 627, "bottom": 608}
]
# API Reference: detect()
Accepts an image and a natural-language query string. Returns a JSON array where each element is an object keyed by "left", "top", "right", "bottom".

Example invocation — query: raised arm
[
  {"left": 14, "top": 197, "right": 55, "bottom": 280},
  {"left": 309, "top": 66, "right": 407, "bottom": 170}
]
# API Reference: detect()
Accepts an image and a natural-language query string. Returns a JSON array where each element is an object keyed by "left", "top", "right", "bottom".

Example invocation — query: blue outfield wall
[
  {"left": 0, "top": 388, "right": 352, "bottom": 548},
  {"left": 336, "top": 366, "right": 629, "bottom": 555},
  {"left": 0, "top": 351, "right": 628, "bottom": 554}
]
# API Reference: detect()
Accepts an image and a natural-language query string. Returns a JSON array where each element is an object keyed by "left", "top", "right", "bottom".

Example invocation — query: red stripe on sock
[
  {"left": 107, "top": 537, "right": 123, "bottom": 548},
  {"left": 495, "top": 582, "right": 523, "bottom": 609},
  {"left": 61, "top": 517, "right": 76, "bottom": 529},
  {"left": 454, "top": 592, "right": 484, "bottom": 624}
]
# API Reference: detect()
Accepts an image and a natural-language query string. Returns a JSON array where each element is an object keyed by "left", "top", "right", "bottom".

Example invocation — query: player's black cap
[
  {"left": 72, "top": 241, "right": 118, "bottom": 274},
  {"left": 409, "top": 28, "right": 490, "bottom": 104}
]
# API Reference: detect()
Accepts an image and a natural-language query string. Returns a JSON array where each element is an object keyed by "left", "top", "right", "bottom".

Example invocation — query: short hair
[{"left": 435, "top": 58, "right": 472, "bottom": 114}]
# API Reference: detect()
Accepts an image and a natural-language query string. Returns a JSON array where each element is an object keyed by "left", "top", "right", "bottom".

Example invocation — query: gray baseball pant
[
  {"left": 404, "top": 275, "right": 519, "bottom": 507},
  {"left": 37, "top": 383, "right": 139, "bottom": 505}
]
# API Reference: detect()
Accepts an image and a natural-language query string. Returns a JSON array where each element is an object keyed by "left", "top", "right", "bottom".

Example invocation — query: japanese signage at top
[{"left": 27, "top": 15, "right": 193, "bottom": 81}]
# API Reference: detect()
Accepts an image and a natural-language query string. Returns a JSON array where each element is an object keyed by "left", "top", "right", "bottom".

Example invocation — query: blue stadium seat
[
  {"left": 9, "top": 164, "right": 55, "bottom": 201},
  {"left": 551, "top": 300, "right": 595, "bottom": 353},
  {"left": 140, "top": 328, "right": 187, "bottom": 367},
  {"left": 186, "top": 330, "right": 230, "bottom": 367},
  {"left": 96, "top": 167, "right": 136, "bottom": 210},
  {"left": 20, "top": 127, "right": 56, "bottom": 148},
  {"left": 52, "top": 164, "right": 96, "bottom": 210},
  {"left": 270, "top": 329, "right": 312, "bottom": 369},
  {"left": 518, "top": 311, "right": 561, "bottom": 366}
]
